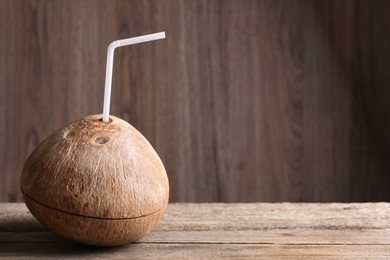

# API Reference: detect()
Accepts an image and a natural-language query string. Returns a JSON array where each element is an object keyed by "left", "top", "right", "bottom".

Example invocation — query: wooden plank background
[{"left": 1, "top": 0, "right": 390, "bottom": 203}]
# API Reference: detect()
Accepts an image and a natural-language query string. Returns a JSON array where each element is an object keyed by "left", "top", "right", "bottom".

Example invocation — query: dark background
[{"left": 1, "top": 0, "right": 390, "bottom": 203}]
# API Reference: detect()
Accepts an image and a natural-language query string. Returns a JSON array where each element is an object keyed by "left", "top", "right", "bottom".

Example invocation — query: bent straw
[{"left": 102, "top": 32, "right": 166, "bottom": 122}]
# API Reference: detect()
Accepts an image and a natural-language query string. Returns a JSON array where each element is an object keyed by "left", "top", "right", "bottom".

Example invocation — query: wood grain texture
[
  {"left": 0, "top": 0, "right": 390, "bottom": 203},
  {"left": 2, "top": 203, "right": 390, "bottom": 258}
]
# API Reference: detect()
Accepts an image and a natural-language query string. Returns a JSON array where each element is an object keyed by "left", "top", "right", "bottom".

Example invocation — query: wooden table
[{"left": 1, "top": 203, "right": 390, "bottom": 259}]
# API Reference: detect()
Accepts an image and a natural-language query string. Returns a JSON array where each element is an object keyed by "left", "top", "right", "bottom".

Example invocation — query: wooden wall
[{"left": 1, "top": 0, "right": 390, "bottom": 203}]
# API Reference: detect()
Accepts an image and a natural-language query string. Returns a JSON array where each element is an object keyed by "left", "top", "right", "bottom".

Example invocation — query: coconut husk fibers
[{"left": 20, "top": 114, "right": 169, "bottom": 246}]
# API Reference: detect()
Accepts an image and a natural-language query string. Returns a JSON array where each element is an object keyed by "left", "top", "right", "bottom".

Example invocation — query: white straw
[{"left": 102, "top": 32, "right": 166, "bottom": 122}]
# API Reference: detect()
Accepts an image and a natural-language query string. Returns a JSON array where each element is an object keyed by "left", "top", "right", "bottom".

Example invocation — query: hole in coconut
[
  {"left": 95, "top": 136, "right": 110, "bottom": 144},
  {"left": 98, "top": 118, "right": 113, "bottom": 123},
  {"left": 65, "top": 131, "right": 76, "bottom": 139}
]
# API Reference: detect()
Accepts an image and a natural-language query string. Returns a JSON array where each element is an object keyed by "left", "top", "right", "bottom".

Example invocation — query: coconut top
[{"left": 21, "top": 115, "right": 169, "bottom": 219}]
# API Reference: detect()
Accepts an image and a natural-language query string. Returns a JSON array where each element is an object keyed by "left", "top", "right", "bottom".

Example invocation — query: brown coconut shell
[{"left": 20, "top": 114, "right": 169, "bottom": 246}]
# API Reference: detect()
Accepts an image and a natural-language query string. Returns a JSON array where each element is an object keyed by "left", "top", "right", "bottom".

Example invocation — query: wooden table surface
[{"left": 1, "top": 203, "right": 390, "bottom": 259}]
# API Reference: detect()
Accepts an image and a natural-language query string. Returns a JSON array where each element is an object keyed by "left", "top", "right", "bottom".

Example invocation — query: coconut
[{"left": 20, "top": 114, "right": 169, "bottom": 246}]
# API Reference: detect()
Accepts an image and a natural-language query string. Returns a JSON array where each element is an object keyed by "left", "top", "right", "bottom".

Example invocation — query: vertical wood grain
[
  {"left": 302, "top": 0, "right": 356, "bottom": 201},
  {"left": 0, "top": 0, "right": 389, "bottom": 203},
  {"left": 352, "top": 0, "right": 390, "bottom": 201}
]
